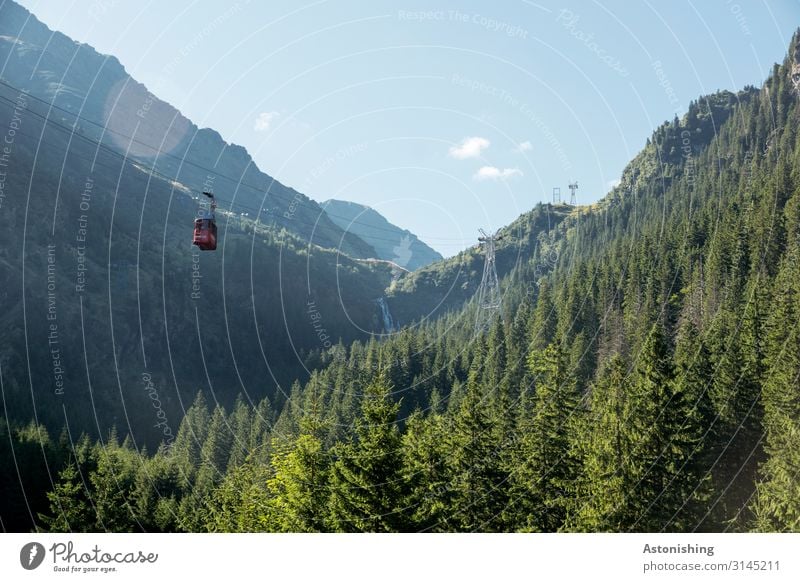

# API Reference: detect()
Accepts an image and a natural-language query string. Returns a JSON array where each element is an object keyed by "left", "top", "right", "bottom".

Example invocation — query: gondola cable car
[{"left": 192, "top": 191, "right": 217, "bottom": 251}]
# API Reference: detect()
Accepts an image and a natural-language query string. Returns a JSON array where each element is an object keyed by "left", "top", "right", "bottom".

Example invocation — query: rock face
[
  {"left": 791, "top": 32, "right": 800, "bottom": 95},
  {"left": 0, "top": 0, "right": 375, "bottom": 258},
  {"left": 321, "top": 199, "right": 443, "bottom": 271}
]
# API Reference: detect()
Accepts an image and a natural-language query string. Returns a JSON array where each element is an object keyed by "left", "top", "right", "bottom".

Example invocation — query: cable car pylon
[{"left": 475, "top": 228, "right": 503, "bottom": 333}]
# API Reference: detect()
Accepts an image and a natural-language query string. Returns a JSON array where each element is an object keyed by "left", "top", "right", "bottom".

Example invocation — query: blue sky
[{"left": 18, "top": 0, "right": 800, "bottom": 256}]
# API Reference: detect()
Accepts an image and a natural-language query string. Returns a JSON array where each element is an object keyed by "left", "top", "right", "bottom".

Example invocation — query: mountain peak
[{"left": 321, "top": 199, "right": 443, "bottom": 270}]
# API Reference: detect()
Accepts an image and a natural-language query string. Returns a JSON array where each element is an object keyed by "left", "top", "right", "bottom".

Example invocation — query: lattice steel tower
[
  {"left": 552, "top": 187, "right": 561, "bottom": 204},
  {"left": 475, "top": 228, "right": 503, "bottom": 332},
  {"left": 569, "top": 181, "right": 579, "bottom": 205}
]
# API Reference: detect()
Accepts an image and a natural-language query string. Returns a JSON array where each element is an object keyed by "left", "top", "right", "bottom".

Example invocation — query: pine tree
[
  {"left": 754, "top": 214, "right": 800, "bottom": 530},
  {"left": 132, "top": 448, "right": 180, "bottom": 532},
  {"left": 265, "top": 433, "right": 329, "bottom": 531},
  {"left": 668, "top": 320, "right": 716, "bottom": 530},
  {"left": 447, "top": 364, "right": 508, "bottom": 531},
  {"left": 504, "top": 298, "right": 533, "bottom": 397},
  {"left": 327, "top": 371, "right": 409, "bottom": 532},
  {"left": 171, "top": 392, "right": 210, "bottom": 485},
  {"left": 707, "top": 288, "right": 765, "bottom": 527},
  {"left": 249, "top": 397, "right": 275, "bottom": 463},
  {"left": 204, "top": 457, "right": 271, "bottom": 532},
  {"left": 509, "top": 342, "right": 580, "bottom": 531},
  {"left": 402, "top": 410, "right": 452, "bottom": 531},
  {"left": 585, "top": 323, "right": 711, "bottom": 533},
  {"left": 39, "top": 462, "right": 95, "bottom": 532},
  {"left": 575, "top": 355, "right": 635, "bottom": 531},
  {"left": 622, "top": 325, "right": 682, "bottom": 531},
  {"left": 529, "top": 280, "right": 557, "bottom": 352},
  {"left": 485, "top": 317, "right": 515, "bottom": 449},
  {"left": 175, "top": 405, "right": 233, "bottom": 530},
  {"left": 227, "top": 396, "right": 254, "bottom": 470},
  {"left": 265, "top": 401, "right": 331, "bottom": 532},
  {"left": 90, "top": 442, "right": 139, "bottom": 532}
]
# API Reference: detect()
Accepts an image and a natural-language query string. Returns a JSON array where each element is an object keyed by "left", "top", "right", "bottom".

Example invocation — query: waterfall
[{"left": 376, "top": 297, "right": 395, "bottom": 333}]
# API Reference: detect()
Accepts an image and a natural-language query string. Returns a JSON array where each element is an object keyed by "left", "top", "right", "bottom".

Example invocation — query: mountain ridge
[
  {"left": 0, "top": 0, "right": 376, "bottom": 259},
  {"left": 321, "top": 199, "right": 443, "bottom": 271}
]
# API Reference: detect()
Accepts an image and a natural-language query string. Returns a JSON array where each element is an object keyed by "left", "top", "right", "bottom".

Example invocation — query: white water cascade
[{"left": 376, "top": 297, "right": 396, "bottom": 333}]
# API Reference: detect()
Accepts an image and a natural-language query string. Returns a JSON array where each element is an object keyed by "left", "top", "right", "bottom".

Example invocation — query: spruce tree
[
  {"left": 447, "top": 364, "right": 508, "bottom": 531},
  {"left": 575, "top": 356, "right": 633, "bottom": 531},
  {"left": 90, "top": 443, "right": 139, "bottom": 532},
  {"left": 402, "top": 410, "right": 452, "bottom": 531},
  {"left": 39, "top": 462, "right": 95, "bottom": 532},
  {"left": 668, "top": 320, "right": 716, "bottom": 530},
  {"left": 265, "top": 413, "right": 330, "bottom": 532},
  {"left": 509, "top": 342, "right": 580, "bottom": 531},
  {"left": 754, "top": 221, "right": 800, "bottom": 530},
  {"left": 204, "top": 457, "right": 271, "bottom": 532},
  {"left": 327, "top": 371, "right": 409, "bottom": 532}
]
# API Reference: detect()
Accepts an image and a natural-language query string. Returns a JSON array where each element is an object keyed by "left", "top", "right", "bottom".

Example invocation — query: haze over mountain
[{"left": 321, "top": 199, "right": 442, "bottom": 271}]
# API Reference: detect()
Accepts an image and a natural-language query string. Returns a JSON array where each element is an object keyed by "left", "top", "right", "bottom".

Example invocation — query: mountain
[
  {"left": 0, "top": 0, "right": 375, "bottom": 259},
  {"left": 383, "top": 202, "right": 573, "bottom": 325},
  {"left": 244, "top": 39, "right": 798, "bottom": 533},
  {"left": 4, "top": 0, "right": 800, "bottom": 535},
  {"left": 321, "top": 200, "right": 443, "bottom": 270},
  {"left": 0, "top": 0, "right": 410, "bottom": 450},
  {"left": 0, "top": 87, "right": 396, "bottom": 429}
]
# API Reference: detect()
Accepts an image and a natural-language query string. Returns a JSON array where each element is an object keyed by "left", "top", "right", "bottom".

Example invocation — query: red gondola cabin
[
  {"left": 193, "top": 191, "right": 217, "bottom": 251},
  {"left": 193, "top": 216, "right": 217, "bottom": 251}
]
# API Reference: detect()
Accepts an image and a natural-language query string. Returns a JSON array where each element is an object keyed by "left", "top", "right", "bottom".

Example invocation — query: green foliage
[
  {"left": 574, "top": 356, "right": 634, "bottom": 531},
  {"left": 204, "top": 459, "right": 271, "bottom": 532},
  {"left": 39, "top": 462, "right": 94, "bottom": 532},
  {"left": 265, "top": 433, "right": 330, "bottom": 532},
  {"left": 401, "top": 411, "right": 452, "bottom": 530},
  {"left": 753, "top": 216, "right": 800, "bottom": 531},
  {"left": 446, "top": 363, "right": 509, "bottom": 531},
  {"left": 509, "top": 342, "right": 580, "bottom": 531},
  {"left": 327, "top": 372, "right": 409, "bottom": 532}
]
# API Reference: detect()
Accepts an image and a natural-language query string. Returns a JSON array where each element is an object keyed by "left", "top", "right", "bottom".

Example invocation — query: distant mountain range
[{"left": 321, "top": 200, "right": 442, "bottom": 270}]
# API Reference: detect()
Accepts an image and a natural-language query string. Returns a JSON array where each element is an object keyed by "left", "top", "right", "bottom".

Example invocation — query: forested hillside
[
  {"left": 10, "top": 31, "right": 800, "bottom": 534},
  {"left": 385, "top": 202, "right": 573, "bottom": 325}
]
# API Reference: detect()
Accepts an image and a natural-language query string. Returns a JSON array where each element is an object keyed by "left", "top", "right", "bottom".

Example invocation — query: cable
[
  {"left": 0, "top": 91, "right": 473, "bottom": 252},
  {"left": 0, "top": 77, "right": 468, "bottom": 243}
]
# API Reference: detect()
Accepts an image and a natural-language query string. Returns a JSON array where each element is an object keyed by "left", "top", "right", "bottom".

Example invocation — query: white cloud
[
  {"left": 474, "top": 166, "right": 523, "bottom": 181},
  {"left": 254, "top": 111, "right": 280, "bottom": 132},
  {"left": 449, "top": 136, "right": 490, "bottom": 159},
  {"left": 607, "top": 178, "right": 621, "bottom": 190},
  {"left": 515, "top": 140, "right": 533, "bottom": 153}
]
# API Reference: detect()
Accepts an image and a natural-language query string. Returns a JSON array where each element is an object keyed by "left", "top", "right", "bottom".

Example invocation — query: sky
[{"left": 17, "top": 0, "right": 800, "bottom": 256}]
